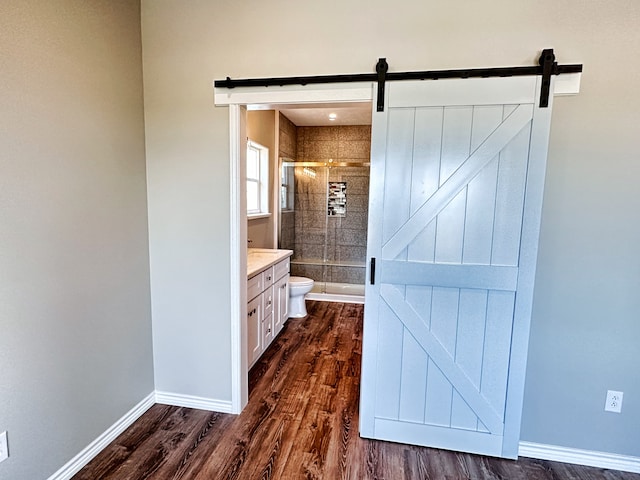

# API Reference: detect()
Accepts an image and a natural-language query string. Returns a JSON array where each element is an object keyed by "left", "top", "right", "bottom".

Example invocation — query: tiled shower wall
[
  {"left": 292, "top": 165, "right": 370, "bottom": 284},
  {"left": 297, "top": 125, "right": 371, "bottom": 163},
  {"left": 279, "top": 112, "right": 297, "bottom": 159},
  {"left": 281, "top": 123, "right": 371, "bottom": 286}
]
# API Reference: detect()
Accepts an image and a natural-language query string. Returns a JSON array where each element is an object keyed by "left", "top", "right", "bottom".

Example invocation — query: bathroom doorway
[{"left": 216, "top": 83, "right": 375, "bottom": 413}]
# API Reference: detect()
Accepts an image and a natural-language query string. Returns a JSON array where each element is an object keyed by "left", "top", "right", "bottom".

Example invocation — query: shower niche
[{"left": 279, "top": 160, "right": 369, "bottom": 301}]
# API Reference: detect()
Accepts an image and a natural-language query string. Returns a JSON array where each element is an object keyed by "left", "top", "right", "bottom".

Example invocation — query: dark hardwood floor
[{"left": 74, "top": 301, "right": 639, "bottom": 479}]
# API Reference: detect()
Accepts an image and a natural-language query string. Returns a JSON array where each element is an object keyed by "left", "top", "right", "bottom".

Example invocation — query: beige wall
[
  {"left": 0, "top": 1, "right": 153, "bottom": 479},
  {"left": 247, "top": 215, "right": 273, "bottom": 248},
  {"left": 247, "top": 110, "right": 277, "bottom": 248},
  {"left": 141, "top": 0, "right": 640, "bottom": 457}
]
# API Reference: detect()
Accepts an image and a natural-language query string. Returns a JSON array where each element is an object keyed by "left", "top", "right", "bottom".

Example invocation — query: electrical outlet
[
  {"left": 0, "top": 431, "right": 8, "bottom": 463},
  {"left": 605, "top": 390, "right": 624, "bottom": 413}
]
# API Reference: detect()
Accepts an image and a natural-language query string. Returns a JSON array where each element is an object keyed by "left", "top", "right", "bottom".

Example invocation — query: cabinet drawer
[
  {"left": 274, "top": 258, "right": 290, "bottom": 280},
  {"left": 248, "top": 273, "right": 263, "bottom": 301},
  {"left": 262, "top": 266, "right": 275, "bottom": 287}
]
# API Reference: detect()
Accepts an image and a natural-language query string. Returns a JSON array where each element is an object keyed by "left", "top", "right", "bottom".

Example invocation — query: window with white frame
[
  {"left": 246, "top": 140, "right": 269, "bottom": 216},
  {"left": 280, "top": 163, "right": 294, "bottom": 212}
]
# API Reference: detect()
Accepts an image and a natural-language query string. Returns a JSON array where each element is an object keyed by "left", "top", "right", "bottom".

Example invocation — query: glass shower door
[
  {"left": 280, "top": 160, "right": 369, "bottom": 299},
  {"left": 280, "top": 161, "right": 327, "bottom": 294}
]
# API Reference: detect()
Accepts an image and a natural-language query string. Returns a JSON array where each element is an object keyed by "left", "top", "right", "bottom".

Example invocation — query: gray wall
[
  {"left": 0, "top": 1, "right": 154, "bottom": 479},
  {"left": 142, "top": 4, "right": 232, "bottom": 400},
  {"left": 141, "top": 0, "right": 640, "bottom": 458}
]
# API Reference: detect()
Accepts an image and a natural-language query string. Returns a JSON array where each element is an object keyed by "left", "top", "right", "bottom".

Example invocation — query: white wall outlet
[
  {"left": 605, "top": 390, "right": 624, "bottom": 413},
  {"left": 0, "top": 431, "right": 8, "bottom": 463}
]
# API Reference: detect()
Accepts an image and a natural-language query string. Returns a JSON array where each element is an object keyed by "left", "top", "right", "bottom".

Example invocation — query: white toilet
[{"left": 288, "top": 276, "right": 314, "bottom": 318}]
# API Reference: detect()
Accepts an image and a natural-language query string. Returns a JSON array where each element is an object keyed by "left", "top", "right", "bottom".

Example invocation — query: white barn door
[{"left": 360, "top": 76, "right": 554, "bottom": 458}]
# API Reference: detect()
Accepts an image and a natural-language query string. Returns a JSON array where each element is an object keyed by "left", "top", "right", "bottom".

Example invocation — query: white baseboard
[
  {"left": 155, "top": 391, "right": 234, "bottom": 413},
  {"left": 519, "top": 441, "right": 640, "bottom": 474},
  {"left": 306, "top": 292, "right": 365, "bottom": 304},
  {"left": 47, "top": 392, "right": 155, "bottom": 480}
]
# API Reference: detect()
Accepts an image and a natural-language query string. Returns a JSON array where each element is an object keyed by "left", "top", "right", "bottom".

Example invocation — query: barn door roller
[
  {"left": 215, "top": 49, "right": 581, "bottom": 112},
  {"left": 538, "top": 48, "right": 556, "bottom": 108},
  {"left": 376, "top": 58, "right": 389, "bottom": 112}
]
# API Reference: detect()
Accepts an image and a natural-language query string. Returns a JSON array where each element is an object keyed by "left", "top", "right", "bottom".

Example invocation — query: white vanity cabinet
[{"left": 247, "top": 254, "right": 290, "bottom": 368}]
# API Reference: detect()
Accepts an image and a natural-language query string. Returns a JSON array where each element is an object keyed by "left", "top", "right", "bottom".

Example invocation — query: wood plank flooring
[{"left": 74, "top": 301, "right": 640, "bottom": 479}]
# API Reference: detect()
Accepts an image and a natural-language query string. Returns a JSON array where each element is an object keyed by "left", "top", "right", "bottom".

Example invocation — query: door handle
[{"left": 370, "top": 257, "right": 376, "bottom": 285}]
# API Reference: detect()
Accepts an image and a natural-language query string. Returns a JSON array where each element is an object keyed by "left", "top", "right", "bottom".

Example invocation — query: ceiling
[{"left": 250, "top": 102, "right": 372, "bottom": 126}]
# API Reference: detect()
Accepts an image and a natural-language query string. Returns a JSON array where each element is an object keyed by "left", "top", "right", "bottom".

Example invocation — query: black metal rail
[{"left": 214, "top": 49, "right": 583, "bottom": 111}]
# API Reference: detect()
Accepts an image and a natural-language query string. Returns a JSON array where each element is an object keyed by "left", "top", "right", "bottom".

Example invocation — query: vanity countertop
[{"left": 247, "top": 248, "right": 293, "bottom": 278}]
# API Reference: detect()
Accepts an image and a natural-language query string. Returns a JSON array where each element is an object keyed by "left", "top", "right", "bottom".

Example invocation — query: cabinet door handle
[{"left": 248, "top": 310, "right": 253, "bottom": 317}]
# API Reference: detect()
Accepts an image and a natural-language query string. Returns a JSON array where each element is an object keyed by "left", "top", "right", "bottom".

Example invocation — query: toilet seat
[{"left": 289, "top": 276, "right": 314, "bottom": 287}]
